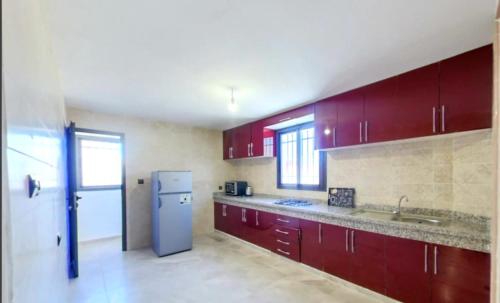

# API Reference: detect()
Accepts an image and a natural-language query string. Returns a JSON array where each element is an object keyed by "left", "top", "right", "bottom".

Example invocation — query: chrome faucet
[{"left": 393, "top": 195, "right": 408, "bottom": 215}]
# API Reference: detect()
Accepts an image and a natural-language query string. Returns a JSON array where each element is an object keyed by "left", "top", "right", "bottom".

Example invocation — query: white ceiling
[{"left": 44, "top": 0, "right": 497, "bottom": 130}]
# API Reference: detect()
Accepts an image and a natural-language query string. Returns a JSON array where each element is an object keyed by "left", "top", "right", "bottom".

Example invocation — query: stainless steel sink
[
  {"left": 350, "top": 209, "right": 448, "bottom": 226},
  {"left": 391, "top": 215, "right": 447, "bottom": 226}
]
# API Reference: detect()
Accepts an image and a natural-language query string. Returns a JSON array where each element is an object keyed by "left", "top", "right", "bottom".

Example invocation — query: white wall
[
  {"left": 77, "top": 190, "right": 122, "bottom": 242},
  {"left": 2, "top": 0, "right": 69, "bottom": 302}
]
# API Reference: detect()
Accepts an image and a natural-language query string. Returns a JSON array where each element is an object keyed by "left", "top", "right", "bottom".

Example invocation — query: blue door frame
[{"left": 65, "top": 122, "right": 79, "bottom": 278}]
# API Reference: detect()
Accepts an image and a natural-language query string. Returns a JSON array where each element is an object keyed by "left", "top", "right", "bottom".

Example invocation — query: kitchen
[{"left": 2, "top": 1, "right": 500, "bottom": 303}]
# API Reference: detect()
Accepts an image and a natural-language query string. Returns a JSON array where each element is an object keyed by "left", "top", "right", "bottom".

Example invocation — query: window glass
[
  {"left": 80, "top": 139, "right": 122, "bottom": 187},
  {"left": 300, "top": 127, "right": 320, "bottom": 185},
  {"left": 280, "top": 131, "right": 297, "bottom": 184}
]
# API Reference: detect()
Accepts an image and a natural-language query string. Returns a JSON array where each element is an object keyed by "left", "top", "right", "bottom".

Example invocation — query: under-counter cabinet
[{"left": 214, "top": 202, "right": 490, "bottom": 302}]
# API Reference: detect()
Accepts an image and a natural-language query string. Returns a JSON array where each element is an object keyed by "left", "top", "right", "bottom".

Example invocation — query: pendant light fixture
[{"left": 228, "top": 88, "right": 237, "bottom": 112}]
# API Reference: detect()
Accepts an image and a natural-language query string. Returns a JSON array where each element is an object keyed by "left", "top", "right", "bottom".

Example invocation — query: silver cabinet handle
[
  {"left": 222, "top": 204, "right": 227, "bottom": 217},
  {"left": 345, "top": 229, "right": 349, "bottom": 252},
  {"left": 333, "top": 127, "right": 336, "bottom": 147},
  {"left": 229, "top": 147, "right": 233, "bottom": 158},
  {"left": 242, "top": 209, "right": 246, "bottom": 222},
  {"left": 247, "top": 144, "right": 250, "bottom": 157},
  {"left": 441, "top": 105, "right": 445, "bottom": 133},
  {"left": 364, "top": 121, "right": 368, "bottom": 142},
  {"left": 318, "top": 224, "right": 322, "bottom": 244},
  {"left": 250, "top": 142, "right": 253, "bottom": 156},
  {"left": 276, "top": 248, "right": 290, "bottom": 256},
  {"left": 276, "top": 239, "right": 290, "bottom": 245},
  {"left": 255, "top": 211, "right": 259, "bottom": 226},
  {"left": 359, "top": 122, "right": 363, "bottom": 143},
  {"left": 275, "top": 229, "right": 289, "bottom": 235},
  {"left": 279, "top": 117, "right": 291, "bottom": 122},
  {"left": 351, "top": 230, "right": 355, "bottom": 253},
  {"left": 432, "top": 107, "right": 436, "bottom": 133},
  {"left": 433, "top": 246, "right": 438, "bottom": 275},
  {"left": 277, "top": 218, "right": 290, "bottom": 223},
  {"left": 424, "top": 244, "right": 428, "bottom": 273}
]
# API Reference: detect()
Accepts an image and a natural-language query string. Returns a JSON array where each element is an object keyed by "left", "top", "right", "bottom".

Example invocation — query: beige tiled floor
[{"left": 70, "top": 233, "right": 390, "bottom": 303}]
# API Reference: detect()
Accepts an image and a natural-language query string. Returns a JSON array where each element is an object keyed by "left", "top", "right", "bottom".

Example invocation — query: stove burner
[{"left": 274, "top": 199, "right": 312, "bottom": 207}]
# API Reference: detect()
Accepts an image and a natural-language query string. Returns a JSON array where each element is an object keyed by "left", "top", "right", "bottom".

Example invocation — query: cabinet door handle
[
  {"left": 250, "top": 142, "right": 253, "bottom": 156},
  {"left": 441, "top": 105, "right": 446, "bottom": 133},
  {"left": 359, "top": 122, "right": 363, "bottom": 143},
  {"left": 318, "top": 224, "right": 322, "bottom": 244},
  {"left": 432, "top": 107, "right": 436, "bottom": 133},
  {"left": 345, "top": 229, "right": 349, "bottom": 252},
  {"left": 333, "top": 127, "right": 336, "bottom": 147},
  {"left": 222, "top": 204, "right": 227, "bottom": 217},
  {"left": 275, "top": 229, "right": 289, "bottom": 235},
  {"left": 424, "top": 244, "right": 428, "bottom": 273},
  {"left": 276, "top": 248, "right": 290, "bottom": 256},
  {"left": 256, "top": 211, "right": 259, "bottom": 226},
  {"left": 433, "top": 246, "right": 438, "bottom": 275},
  {"left": 276, "top": 239, "right": 290, "bottom": 245},
  {"left": 351, "top": 230, "right": 355, "bottom": 253},
  {"left": 277, "top": 218, "right": 290, "bottom": 223},
  {"left": 242, "top": 209, "right": 246, "bottom": 222},
  {"left": 364, "top": 121, "right": 368, "bottom": 142},
  {"left": 247, "top": 144, "right": 250, "bottom": 157}
]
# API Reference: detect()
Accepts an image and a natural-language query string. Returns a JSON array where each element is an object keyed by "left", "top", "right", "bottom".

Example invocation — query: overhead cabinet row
[
  {"left": 223, "top": 45, "right": 492, "bottom": 158},
  {"left": 315, "top": 45, "right": 492, "bottom": 149}
]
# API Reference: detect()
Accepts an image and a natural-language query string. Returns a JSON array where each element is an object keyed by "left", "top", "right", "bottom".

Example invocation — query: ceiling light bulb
[
  {"left": 324, "top": 128, "right": 331, "bottom": 135},
  {"left": 228, "top": 88, "right": 237, "bottom": 112}
]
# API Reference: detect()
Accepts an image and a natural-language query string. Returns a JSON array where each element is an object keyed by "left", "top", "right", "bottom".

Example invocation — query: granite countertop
[{"left": 213, "top": 192, "right": 490, "bottom": 253}]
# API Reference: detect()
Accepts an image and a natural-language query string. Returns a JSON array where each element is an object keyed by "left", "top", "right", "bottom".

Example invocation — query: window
[
  {"left": 77, "top": 134, "right": 123, "bottom": 190},
  {"left": 277, "top": 123, "right": 326, "bottom": 191}
]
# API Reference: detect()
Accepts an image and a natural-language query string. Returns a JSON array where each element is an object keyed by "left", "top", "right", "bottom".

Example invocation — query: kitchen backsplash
[{"left": 231, "top": 130, "right": 493, "bottom": 217}]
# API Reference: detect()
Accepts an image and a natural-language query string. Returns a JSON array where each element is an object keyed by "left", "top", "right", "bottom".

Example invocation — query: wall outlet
[
  {"left": 218, "top": 186, "right": 222, "bottom": 190},
  {"left": 138, "top": 179, "right": 144, "bottom": 184}
]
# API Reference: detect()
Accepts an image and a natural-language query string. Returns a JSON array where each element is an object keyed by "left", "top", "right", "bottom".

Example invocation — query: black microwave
[{"left": 225, "top": 181, "right": 248, "bottom": 196}]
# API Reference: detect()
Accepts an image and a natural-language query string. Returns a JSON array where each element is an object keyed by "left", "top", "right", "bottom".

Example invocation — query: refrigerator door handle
[
  {"left": 158, "top": 198, "right": 162, "bottom": 208},
  {"left": 158, "top": 180, "right": 162, "bottom": 192}
]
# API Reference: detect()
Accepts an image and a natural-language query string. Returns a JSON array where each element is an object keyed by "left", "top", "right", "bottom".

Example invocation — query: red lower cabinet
[
  {"left": 299, "top": 219, "right": 324, "bottom": 270},
  {"left": 430, "top": 245, "right": 490, "bottom": 303},
  {"left": 213, "top": 203, "right": 490, "bottom": 302},
  {"left": 386, "top": 236, "right": 432, "bottom": 303}
]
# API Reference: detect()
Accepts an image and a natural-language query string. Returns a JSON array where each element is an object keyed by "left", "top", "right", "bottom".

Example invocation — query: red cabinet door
[
  {"left": 299, "top": 219, "right": 323, "bottom": 270},
  {"left": 214, "top": 202, "right": 225, "bottom": 232},
  {"left": 430, "top": 245, "right": 490, "bottom": 303},
  {"left": 322, "top": 224, "right": 351, "bottom": 281},
  {"left": 386, "top": 236, "right": 431, "bottom": 303},
  {"left": 314, "top": 97, "right": 338, "bottom": 149},
  {"left": 232, "top": 124, "right": 252, "bottom": 159},
  {"left": 396, "top": 63, "right": 440, "bottom": 139},
  {"left": 255, "top": 210, "right": 275, "bottom": 250},
  {"left": 439, "top": 45, "right": 493, "bottom": 133},
  {"left": 222, "top": 129, "right": 234, "bottom": 160},
  {"left": 349, "top": 229, "right": 386, "bottom": 294},
  {"left": 244, "top": 208, "right": 259, "bottom": 245},
  {"left": 226, "top": 204, "right": 243, "bottom": 237},
  {"left": 335, "top": 89, "right": 365, "bottom": 147},
  {"left": 250, "top": 120, "right": 264, "bottom": 157}
]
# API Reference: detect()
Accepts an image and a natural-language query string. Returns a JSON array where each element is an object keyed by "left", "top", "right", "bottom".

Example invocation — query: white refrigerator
[{"left": 151, "top": 171, "right": 192, "bottom": 257}]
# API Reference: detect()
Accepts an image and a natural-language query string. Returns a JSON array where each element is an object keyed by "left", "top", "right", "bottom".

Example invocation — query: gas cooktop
[{"left": 274, "top": 199, "right": 312, "bottom": 207}]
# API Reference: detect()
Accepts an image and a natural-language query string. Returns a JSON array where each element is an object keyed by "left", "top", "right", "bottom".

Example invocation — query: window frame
[
  {"left": 76, "top": 134, "right": 123, "bottom": 191},
  {"left": 276, "top": 122, "right": 326, "bottom": 191}
]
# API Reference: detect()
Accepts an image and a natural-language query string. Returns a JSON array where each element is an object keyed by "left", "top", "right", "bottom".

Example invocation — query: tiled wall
[
  {"left": 3, "top": 0, "right": 69, "bottom": 301},
  {"left": 231, "top": 130, "right": 494, "bottom": 217},
  {"left": 66, "top": 107, "right": 235, "bottom": 249}
]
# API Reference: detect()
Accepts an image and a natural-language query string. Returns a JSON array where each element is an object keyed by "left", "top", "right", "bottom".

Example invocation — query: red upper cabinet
[
  {"left": 314, "top": 97, "right": 338, "bottom": 149},
  {"left": 363, "top": 77, "right": 399, "bottom": 143},
  {"left": 396, "top": 63, "right": 440, "bottom": 138},
  {"left": 222, "top": 129, "right": 234, "bottom": 160},
  {"left": 430, "top": 244, "right": 490, "bottom": 303},
  {"left": 335, "top": 89, "right": 365, "bottom": 147},
  {"left": 386, "top": 236, "right": 432, "bottom": 303},
  {"left": 250, "top": 120, "right": 264, "bottom": 157},
  {"left": 439, "top": 45, "right": 493, "bottom": 133},
  {"left": 233, "top": 124, "right": 252, "bottom": 159}
]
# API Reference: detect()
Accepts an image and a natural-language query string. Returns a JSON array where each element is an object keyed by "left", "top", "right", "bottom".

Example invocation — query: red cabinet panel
[
  {"left": 335, "top": 89, "right": 365, "bottom": 147},
  {"left": 299, "top": 219, "right": 323, "bottom": 270},
  {"left": 222, "top": 129, "right": 235, "bottom": 160},
  {"left": 439, "top": 45, "right": 493, "bottom": 133},
  {"left": 274, "top": 239, "right": 300, "bottom": 262},
  {"left": 254, "top": 210, "right": 275, "bottom": 250},
  {"left": 386, "top": 236, "right": 431, "bottom": 303},
  {"left": 431, "top": 245, "right": 490, "bottom": 303},
  {"left": 349, "top": 229, "right": 386, "bottom": 294},
  {"left": 314, "top": 97, "right": 338, "bottom": 149},
  {"left": 323, "top": 224, "right": 351, "bottom": 281},
  {"left": 363, "top": 76, "right": 399, "bottom": 143},
  {"left": 250, "top": 120, "right": 264, "bottom": 157},
  {"left": 262, "top": 104, "right": 314, "bottom": 127},
  {"left": 272, "top": 226, "right": 300, "bottom": 244},
  {"left": 275, "top": 214, "right": 300, "bottom": 228},
  {"left": 214, "top": 202, "right": 227, "bottom": 232},
  {"left": 232, "top": 124, "right": 252, "bottom": 159}
]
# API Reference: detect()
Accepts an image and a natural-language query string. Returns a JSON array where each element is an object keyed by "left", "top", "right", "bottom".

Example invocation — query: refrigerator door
[
  {"left": 156, "top": 193, "right": 192, "bottom": 256},
  {"left": 157, "top": 171, "right": 192, "bottom": 194}
]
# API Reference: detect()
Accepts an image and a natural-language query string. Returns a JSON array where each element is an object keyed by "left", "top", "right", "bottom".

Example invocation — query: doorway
[{"left": 66, "top": 123, "right": 127, "bottom": 278}]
